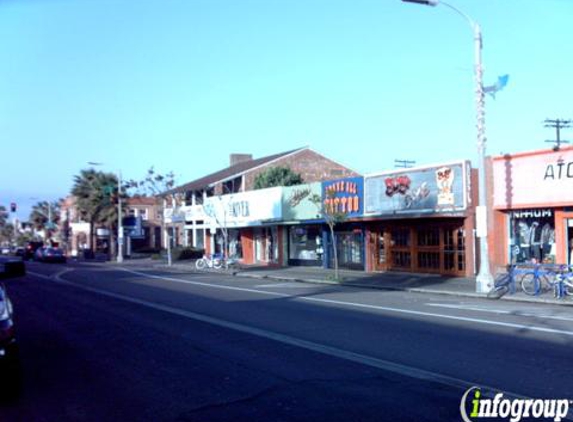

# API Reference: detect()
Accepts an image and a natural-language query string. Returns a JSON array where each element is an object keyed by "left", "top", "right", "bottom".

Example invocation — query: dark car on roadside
[
  {"left": 0, "top": 283, "right": 19, "bottom": 392},
  {"left": 23, "top": 241, "right": 44, "bottom": 261},
  {"left": 38, "top": 247, "right": 67, "bottom": 264}
]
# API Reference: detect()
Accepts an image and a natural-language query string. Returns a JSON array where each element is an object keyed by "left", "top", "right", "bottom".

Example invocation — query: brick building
[{"left": 162, "top": 147, "right": 359, "bottom": 260}]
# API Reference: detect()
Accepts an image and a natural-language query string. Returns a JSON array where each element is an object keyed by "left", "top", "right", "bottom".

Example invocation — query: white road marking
[
  {"left": 254, "top": 282, "right": 316, "bottom": 288},
  {"left": 27, "top": 269, "right": 528, "bottom": 402},
  {"left": 123, "top": 269, "right": 573, "bottom": 337},
  {"left": 427, "top": 303, "right": 573, "bottom": 322},
  {"left": 30, "top": 268, "right": 573, "bottom": 337}
]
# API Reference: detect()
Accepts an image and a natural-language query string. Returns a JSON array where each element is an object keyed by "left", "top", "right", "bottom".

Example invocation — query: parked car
[
  {"left": 23, "top": 241, "right": 44, "bottom": 261},
  {"left": 0, "top": 247, "right": 10, "bottom": 256},
  {"left": 14, "top": 248, "right": 25, "bottom": 258},
  {"left": 0, "top": 283, "right": 19, "bottom": 386},
  {"left": 38, "top": 247, "right": 67, "bottom": 264},
  {"left": 34, "top": 247, "right": 46, "bottom": 261}
]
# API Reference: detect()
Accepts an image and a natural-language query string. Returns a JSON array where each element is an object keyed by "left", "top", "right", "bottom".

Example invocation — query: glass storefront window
[
  {"left": 228, "top": 229, "right": 242, "bottom": 259},
  {"left": 289, "top": 226, "right": 322, "bottom": 261},
  {"left": 195, "top": 230, "right": 204, "bottom": 249},
  {"left": 335, "top": 231, "right": 364, "bottom": 269},
  {"left": 509, "top": 209, "right": 555, "bottom": 264}
]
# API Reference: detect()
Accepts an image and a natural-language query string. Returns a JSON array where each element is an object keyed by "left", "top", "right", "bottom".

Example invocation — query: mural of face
[
  {"left": 436, "top": 166, "right": 454, "bottom": 206},
  {"left": 436, "top": 167, "right": 453, "bottom": 192}
]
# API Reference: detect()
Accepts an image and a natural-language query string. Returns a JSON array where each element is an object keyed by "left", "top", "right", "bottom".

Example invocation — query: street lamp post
[
  {"left": 88, "top": 162, "right": 124, "bottom": 263},
  {"left": 402, "top": 0, "right": 493, "bottom": 292}
]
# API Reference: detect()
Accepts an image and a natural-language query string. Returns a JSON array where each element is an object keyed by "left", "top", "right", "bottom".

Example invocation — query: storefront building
[
  {"left": 281, "top": 183, "right": 324, "bottom": 267},
  {"left": 491, "top": 147, "right": 573, "bottom": 268},
  {"left": 363, "top": 161, "right": 476, "bottom": 277},
  {"left": 321, "top": 177, "right": 365, "bottom": 271},
  {"left": 201, "top": 187, "right": 284, "bottom": 265}
]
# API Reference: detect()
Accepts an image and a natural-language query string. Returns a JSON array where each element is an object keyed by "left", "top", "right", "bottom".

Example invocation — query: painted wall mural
[{"left": 364, "top": 162, "right": 469, "bottom": 215}]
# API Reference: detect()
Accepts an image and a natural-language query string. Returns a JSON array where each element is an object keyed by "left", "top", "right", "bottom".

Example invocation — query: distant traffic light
[{"left": 10, "top": 202, "right": 16, "bottom": 213}]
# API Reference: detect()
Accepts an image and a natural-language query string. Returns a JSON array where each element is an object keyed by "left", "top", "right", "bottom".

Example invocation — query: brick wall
[{"left": 243, "top": 149, "right": 359, "bottom": 190}]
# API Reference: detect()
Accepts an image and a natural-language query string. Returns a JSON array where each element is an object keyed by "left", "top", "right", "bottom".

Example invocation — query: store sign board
[
  {"left": 282, "top": 183, "right": 322, "bottom": 221},
  {"left": 321, "top": 177, "right": 364, "bottom": 218},
  {"left": 493, "top": 148, "right": 573, "bottom": 208},
  {"left": 203, "top": 187, "right": 282, "bottom": 228},
  {"left": 364, "top": 162, "right": 469, "bottom": 215}
]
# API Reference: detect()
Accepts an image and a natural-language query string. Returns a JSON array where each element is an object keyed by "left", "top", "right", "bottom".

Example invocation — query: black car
[
  {"left": 0, "top": 283, "right": 18, "bottom": 384},
  {"left": 23, "top": 241, "right": 44, "bottom": 261},
  {"left": 38, "top": 247, "right": 67, "bottom": 263}
]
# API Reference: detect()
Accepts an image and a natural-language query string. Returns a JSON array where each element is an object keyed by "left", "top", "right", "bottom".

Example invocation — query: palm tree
[
  {"left": 0, "top": 205, "right": 8, "bottom": 227},
  {"left": 29, "top": 201, "right": 61, "bottom": 240},
  {"left": 71, "top": 169, "right": 125, "bottom": 255}
]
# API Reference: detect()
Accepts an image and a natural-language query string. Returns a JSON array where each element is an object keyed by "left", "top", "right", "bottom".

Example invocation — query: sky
[{"left": 1, "top": 0, "right": 572, "bottom": 221}]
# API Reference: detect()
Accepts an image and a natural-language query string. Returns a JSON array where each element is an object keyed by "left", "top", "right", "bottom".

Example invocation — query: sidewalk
[{"left": 118, "top": 258, "right": 573, "bottom": 306}]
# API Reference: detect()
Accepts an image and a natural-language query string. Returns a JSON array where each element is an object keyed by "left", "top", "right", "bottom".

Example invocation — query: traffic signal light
[{"left": 10, "top": 202, "right": 16, "bottom": 213}]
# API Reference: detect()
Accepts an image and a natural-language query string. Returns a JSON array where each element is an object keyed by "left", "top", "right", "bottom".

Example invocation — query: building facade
[
  {"left": 163, "top": 147, "right": 359, "bottom": 254},
  {"left": 490, "top": 147, "right": 573, "bottom": 270},
  {"left": 362, "top": 161, "right": 476, "bottom": 277}
]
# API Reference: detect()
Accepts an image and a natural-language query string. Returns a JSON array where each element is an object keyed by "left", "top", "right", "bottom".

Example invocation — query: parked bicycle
[
  {"left": 487, "top": 265, "right": 518, "bottom": 299},
  {"left": 519, "top": 263, "right": 557, "bottom": 296},
  {"left": 553, "top": 265, "right": 573, "bottom": 299},
  {"left": 195, "top": 254, "right": 223, "bottom": 270}
]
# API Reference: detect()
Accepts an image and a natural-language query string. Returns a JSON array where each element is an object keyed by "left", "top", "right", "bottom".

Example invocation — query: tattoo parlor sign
[{"left": 321, "top": 177, "right": 364, "bottom": 218}]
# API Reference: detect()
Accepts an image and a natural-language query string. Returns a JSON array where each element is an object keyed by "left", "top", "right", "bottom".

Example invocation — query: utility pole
[
  {"left": 394, "top": 159, "right": 416, "bottom": 169},
  {"left": 544, "top": 118, "right": 571, "bottom": 151}
]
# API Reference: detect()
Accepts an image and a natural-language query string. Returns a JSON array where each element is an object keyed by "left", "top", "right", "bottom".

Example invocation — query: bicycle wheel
[
  {"left": 195, "top": 259, "right": 206, "bottom": 270},
  {"left": 487, "top": 274, "right": 509, "bottom": 299},
  {"left": 519, "top": 273, "right": 542, "bottom": 296},
  {"left": 213, "top": 258, "right": 223, "bottom": 270}
]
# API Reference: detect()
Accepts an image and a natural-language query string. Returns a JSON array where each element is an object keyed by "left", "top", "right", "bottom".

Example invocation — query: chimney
[{"left": 230, "top": 154, "right": 253, "bottom": 166}]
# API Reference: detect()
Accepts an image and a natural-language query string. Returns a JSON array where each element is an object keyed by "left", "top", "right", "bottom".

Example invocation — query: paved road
[{"left": 1, "top": 261, "right": 572, "bottom": 421}]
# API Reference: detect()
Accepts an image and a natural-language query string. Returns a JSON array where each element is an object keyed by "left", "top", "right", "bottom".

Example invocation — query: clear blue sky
[{"left": 1, "top": 0, "right": 571, "bottom": 221}]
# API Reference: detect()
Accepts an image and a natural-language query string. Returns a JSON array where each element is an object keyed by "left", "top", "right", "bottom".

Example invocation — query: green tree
[
  {"left": 0, "top": 205, "right": 8, "bottom": 227},
  {"left": 29, "top": 200, "right": 61, "bottom": 240},
  {"left": 126, "top": 167, "right": 176, "bottom": 197},
  {"left": 71, "top": 169, "right": 125, "bottom": 254},
  {"left": 310, "top": 191, "right": 348, "bottom": 281},
  {"left": 0, "top": 223, "right": 14, "bottom": 245},
  {"left": 253, "top": 166, "right": 303, "bottom": 190},
  {"left": 126, "top": 167, "right": 178, "bottom": 260}
]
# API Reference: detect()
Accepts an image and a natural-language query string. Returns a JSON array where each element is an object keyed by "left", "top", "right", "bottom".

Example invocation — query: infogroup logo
[{"left": 460, "top": 387, "right": 571, "bottom": 422}]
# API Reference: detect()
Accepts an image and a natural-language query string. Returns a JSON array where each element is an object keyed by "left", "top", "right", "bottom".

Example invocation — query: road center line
[
  {"left": 116, "top": 269, "right": 573, "bottom": 338},
  {"left": 28, "top": 269, "right": 528, "bottom": 403}
]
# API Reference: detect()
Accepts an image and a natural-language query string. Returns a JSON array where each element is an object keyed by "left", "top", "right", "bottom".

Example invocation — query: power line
[{"left": 544, "top": 118, "right": 571, "bottom": 151}]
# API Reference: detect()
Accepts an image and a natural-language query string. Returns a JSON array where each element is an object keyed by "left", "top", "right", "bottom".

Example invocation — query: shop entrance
[
  {"left": 370, "top": 229, "right": 389, "bottom": 272},
  {"left": 369, "top": 222, "right": 466, "bottom": 276}
]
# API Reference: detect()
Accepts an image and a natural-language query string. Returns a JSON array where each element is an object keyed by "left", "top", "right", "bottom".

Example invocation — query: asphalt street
[{"left": 1, "top": 261, "right": 572, "bottom": 422}]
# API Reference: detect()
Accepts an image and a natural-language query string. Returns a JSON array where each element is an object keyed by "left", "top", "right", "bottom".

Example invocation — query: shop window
[
  {"left": 289, "top": 226, "right": 322, "bottom": 261},
  {"left": 332, "top": 231, "right": 363, "bottom": 269},
  {"left": 391, "top": 228, "right": 410, "bottom": 247},
  {"left": 418, "top": 251, "right": 440, "bottom": 269},
  {"left": 392, "top": 251, "right": 411, "bottom": 268},
  {"left": 509, "top": 209, "right": 555, "bottom": 264},
  {"left": 417, "top": 228, "right": 440, "bottom": 247},
  {"left": 195, "top": 230, "right": 205, "bottom": 249},
  {"left": 228, "top": 229, "right": 243, "bottom": 259}
]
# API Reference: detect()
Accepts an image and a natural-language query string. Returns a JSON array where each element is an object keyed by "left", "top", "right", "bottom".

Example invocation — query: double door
[{"left": 369, "top": 223, "right": 466, "bottom": 276}]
